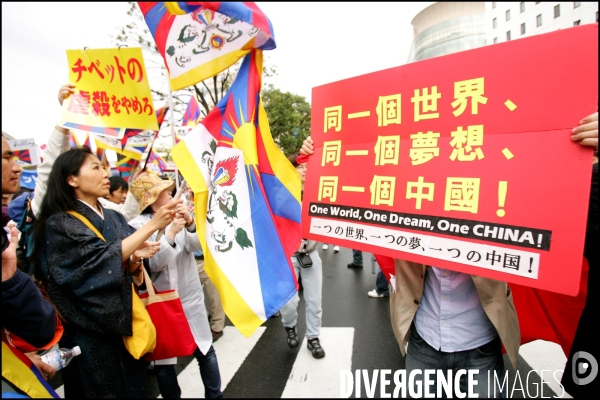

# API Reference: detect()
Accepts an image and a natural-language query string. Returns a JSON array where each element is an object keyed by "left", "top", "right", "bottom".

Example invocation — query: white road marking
[
  {"left": 281, "top": 327, "right": 355, "bottom": 398},
  {"left": 179, "top": 326, "right": 266, "bottom": 398},
  {"left": 518, "top": 339, "right": 571, "bottom": 398},
  {"left": 52, "top": 330, "right": 572, "bottom": 398}
]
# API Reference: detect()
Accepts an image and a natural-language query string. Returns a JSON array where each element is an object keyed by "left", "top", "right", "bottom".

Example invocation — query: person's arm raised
[{"left": 120, "top": 198, "right": 181, "bottom": 261}]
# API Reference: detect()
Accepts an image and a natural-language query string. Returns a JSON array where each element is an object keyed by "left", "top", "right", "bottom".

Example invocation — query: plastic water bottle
[{"left": 40, "top": 346, "right": 81, "bottom": 370}]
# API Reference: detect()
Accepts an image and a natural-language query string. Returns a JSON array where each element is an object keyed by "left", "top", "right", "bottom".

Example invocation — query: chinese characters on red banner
[{"left": 303, "top": 25, "right": 598, "bottom": 295}]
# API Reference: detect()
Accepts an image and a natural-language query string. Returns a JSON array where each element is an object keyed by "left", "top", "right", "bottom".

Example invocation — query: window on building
[
  {"left": 493, "top": 17, "right": 497, "bottom": 28},
  {"left": 493, "top": 37, "right": 498, "bottom": 44},
  {"left": 506, "top": 9, "right": 511, "bottom": 21},
  {"left": 492, "top": 2, "right": 496, "bottom": 9},
  {"left": 574, "top": 2, "right": 581, "bottom": 8},
  {"left": 554, "top": 4, "right": 560, "bottom": 18},
  {"left": 573, "top": 20, "right": 581, "bottom": 26},
  {"left": 521, "top": 23, "right": 526, "bottom": 35},
  {"left": 520, "top": 2, "right": 526, "bottom": 12},
  {"left": 506, "top": 30, "right": 511, "bottom": 41},
  {"left": 537, "top": 14, "right": 542, "bottom": 27}
]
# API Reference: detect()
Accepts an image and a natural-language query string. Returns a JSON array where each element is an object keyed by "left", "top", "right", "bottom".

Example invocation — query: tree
[{"left": 262, "top": 86, "right": 311, "bottom": 158}]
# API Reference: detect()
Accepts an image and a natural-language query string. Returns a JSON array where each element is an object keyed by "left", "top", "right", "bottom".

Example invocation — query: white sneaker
[
  {"left": 322, "top": 244, "right": 329, "bottom": 250},
  {"left": 333, "top": 245, "right": 340, "bottom": 252},
  {"left": 368, "top": 289, "right": 384, "bottom": 298}
]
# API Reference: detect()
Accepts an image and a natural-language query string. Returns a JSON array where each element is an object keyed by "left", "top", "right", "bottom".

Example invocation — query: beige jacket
[{"left": 389, "top": 259, "right": 520, "bottom": 369}]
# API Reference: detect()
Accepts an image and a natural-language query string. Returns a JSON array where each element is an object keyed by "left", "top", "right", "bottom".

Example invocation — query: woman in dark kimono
[{"left": 32, "top": 148, "right": 181, "bottom": 398}]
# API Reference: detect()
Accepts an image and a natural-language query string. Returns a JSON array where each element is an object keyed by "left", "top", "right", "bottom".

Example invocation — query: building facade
[
  {"left": 408, "top": 2, "right": 486, "bottom": 62},
  {"left": 487, "top": 2, "right": 598, "bottom": 44}
]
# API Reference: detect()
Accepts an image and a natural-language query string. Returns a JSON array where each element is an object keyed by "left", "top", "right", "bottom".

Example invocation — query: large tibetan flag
[
  {"left": 138, "top": 2, "right": 276, "bottom": 90},
  {"left": 183, "top": 95, "right": 202, "bottom": 128},
  {"left": 172, "top": 49, "right": 301, "bottom": 337}
]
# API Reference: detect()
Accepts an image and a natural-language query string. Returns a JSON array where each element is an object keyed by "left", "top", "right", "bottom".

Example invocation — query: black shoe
[
  {"left": 211, "top": 329, "right": 223, "bottom": 342},
  {"left": 307, "top": 337, "right": 325, "bottom": 358},
  {"left": 347, "top": 263, "right": 363, "bottom": 268},
  {"left": 285, "top": 326, "right": 299, "bottom": 348}
]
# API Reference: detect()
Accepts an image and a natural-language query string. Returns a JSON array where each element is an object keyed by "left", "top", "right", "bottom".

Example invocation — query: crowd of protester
[{"left": 1, "top": 80, "right": 597, "bottom": 399}]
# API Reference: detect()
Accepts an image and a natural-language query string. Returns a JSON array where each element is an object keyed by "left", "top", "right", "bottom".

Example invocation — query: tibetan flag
[
  {"left": 116, "top": 157, "right": 140, "bottom": 181},
  {"left": 172, "top": 49, "right": 301, "bottom": 337},
  {"left": 147, "top": 150, "right": 168, "bottom": 172},
  {"left": 2, "top": 341, "right": 60, "bottom": 398},
  {"left": 138, "top": 2, "right": 276, "bottom": 90},
  {"left": 82, "top": 133, "right": 92, "bottom": 149},
  {"left": 121, "top": 107, "right": 169, "bottom": 160},
  {"left": 183, "top": 95, "right": 202, "bottom": 127},
  {"left": 13, "top": 149, "right": 32, "bottom": 165},
  {"left": 61, "top": 123, "right": 125, "bottom": 138},
  {"left": 94, "top": 133, "right": 124, "bottom": 155},
  {"left": 69, "top": 131, "right": 80, "bottom": 149}
]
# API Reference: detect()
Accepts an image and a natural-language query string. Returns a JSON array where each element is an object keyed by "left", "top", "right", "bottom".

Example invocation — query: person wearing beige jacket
[
  {"left": 300, "top": 136, "right": 519, "bottom": 398},
  {"left": 390, "top": 260, "right": 519, "bottom": 398}
]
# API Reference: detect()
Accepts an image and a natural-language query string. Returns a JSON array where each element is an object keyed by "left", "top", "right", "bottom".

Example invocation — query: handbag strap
[
  {"left": 68, "top": 210, "right": 154, "bottom": 292},
  {"left": 67, "top": 211, "right": 106, "bottom": 242},
  {"left": 141, "top": 266, "right": 157, "bottom": 297}
]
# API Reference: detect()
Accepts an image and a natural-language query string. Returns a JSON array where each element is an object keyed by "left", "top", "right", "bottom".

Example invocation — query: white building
[
  {"left": 408, "top": 2, "right": 486, "bottom": 62},
  {"left": 487, "top": 2, "right": 598, "bottom": 44}
]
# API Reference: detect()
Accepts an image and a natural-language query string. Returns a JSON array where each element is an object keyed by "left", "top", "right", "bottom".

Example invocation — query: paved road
[{"left": 50, "top": 246, "right": 572, "bottom": 398}]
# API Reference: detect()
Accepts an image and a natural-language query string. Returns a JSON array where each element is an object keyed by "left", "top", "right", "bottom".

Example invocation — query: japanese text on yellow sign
[{"left": 61, "top": 48, "right": 158, "bottom": 132}]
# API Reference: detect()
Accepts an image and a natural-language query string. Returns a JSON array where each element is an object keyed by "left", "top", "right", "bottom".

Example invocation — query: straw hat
[{"left": 129, "top": 171, "right": 176, "bottom": 214}]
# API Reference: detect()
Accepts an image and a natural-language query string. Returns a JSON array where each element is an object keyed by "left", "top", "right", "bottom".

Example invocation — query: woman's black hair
[
  {"left": 31, "top": 147, "right": 94, "bottom": 279},
  {"left": 109, "top": 176, "right": 128, "bottom": 194}
]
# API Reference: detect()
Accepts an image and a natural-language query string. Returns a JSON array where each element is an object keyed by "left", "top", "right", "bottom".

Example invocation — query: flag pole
[{"left": 168, "top": 90, "right": 179, "bottom": 188}]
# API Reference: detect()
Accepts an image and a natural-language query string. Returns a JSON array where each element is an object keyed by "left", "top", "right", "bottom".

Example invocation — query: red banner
[{"left": 303, "top": 25, "right": 598, "bottom": 295}]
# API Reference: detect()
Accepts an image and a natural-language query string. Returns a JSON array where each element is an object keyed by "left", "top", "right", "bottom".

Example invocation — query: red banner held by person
[{"left": 303, "top": 25, "right": 598, "bottom": 295}]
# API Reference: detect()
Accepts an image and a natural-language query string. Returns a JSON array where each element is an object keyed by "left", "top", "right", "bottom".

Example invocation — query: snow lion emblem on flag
[{"left": 207, "top": 156, "right": 253, "bottom": 252}]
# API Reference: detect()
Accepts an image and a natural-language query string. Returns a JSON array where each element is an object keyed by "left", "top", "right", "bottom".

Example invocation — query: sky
[{"left": 1, "top": 2, "right": 434, "bottom": 148}]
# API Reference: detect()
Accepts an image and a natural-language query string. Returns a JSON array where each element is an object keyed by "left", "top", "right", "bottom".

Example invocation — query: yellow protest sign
[{"left": 60, "top": 48, "right": 158, "bottom": 136}]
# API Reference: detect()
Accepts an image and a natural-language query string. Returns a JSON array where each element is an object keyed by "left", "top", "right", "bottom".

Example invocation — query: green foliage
[{"left": 262, "top": 86, "right": 311, "bottom": 158}]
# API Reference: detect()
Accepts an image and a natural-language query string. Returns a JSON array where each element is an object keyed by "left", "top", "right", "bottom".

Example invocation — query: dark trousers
[{"left": 155, "top": 345, "right": 222, "bottom": 398}]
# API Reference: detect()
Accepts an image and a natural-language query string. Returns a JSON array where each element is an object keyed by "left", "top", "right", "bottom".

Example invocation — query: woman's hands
[
  {"left": 571, "top": 112, "right": 598, "bottom": 150},
  {"left": 133, "top": 241, "right": 160, "bottom": 260},
  {"left": 56, "top": 83, "right": 76, "bottom": 135},
  {"left": 58, "top": 83, "right": 76, "bottom": 106},
  {"left": 149, "top": 198, "right": 183, "bottom": 231},
  {"left": 2, "top": 227, "right": 18, "bottom": 282},
  {"left": 174, "top": 203, "right": 193, "bottom": 225},
  {"left": 167, "top": 216, "right": 187, "bottom": 240}
]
